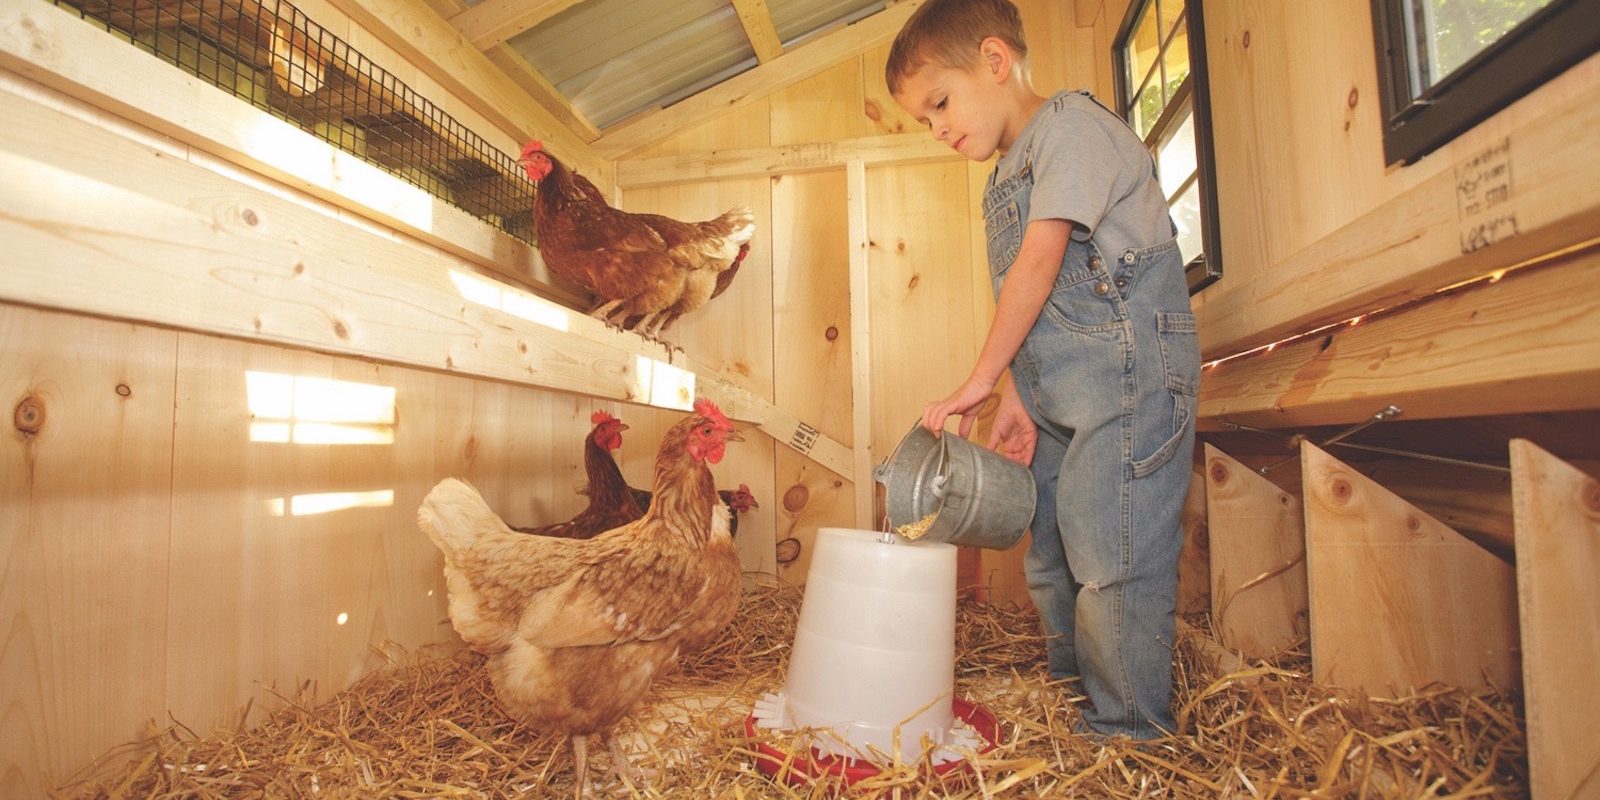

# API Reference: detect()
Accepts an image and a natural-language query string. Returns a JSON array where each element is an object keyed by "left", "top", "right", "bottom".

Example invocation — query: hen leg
[
  {"left": 607, "top": 733, "right": 657, "bottom": 789},
  {"left": 588, "top": 299, "right": 626, "bottom": 329},
  {"left": 570, "top": 734, "right": 590, "bottom": 800}
]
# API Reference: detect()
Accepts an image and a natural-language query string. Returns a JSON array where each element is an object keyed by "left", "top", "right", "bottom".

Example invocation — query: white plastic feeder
[{"left": 752, "top": 527, "right": 983, "bottom": 765}]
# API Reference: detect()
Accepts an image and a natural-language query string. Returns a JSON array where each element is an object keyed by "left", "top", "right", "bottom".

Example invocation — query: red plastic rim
[{"left": 744, "top": 698, "right": 1001, "bottom": 788}]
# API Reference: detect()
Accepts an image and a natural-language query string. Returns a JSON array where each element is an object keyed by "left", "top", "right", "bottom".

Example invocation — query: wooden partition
[
  {"left": 1301, "top": 443, "right": 1519, "bottom": 696},
  {"left": 1204, "top": 445, "right": 1307, "bottom": 659},
  {"left": 1510, "top": 440, "right": 1600, "bottom": 800}
]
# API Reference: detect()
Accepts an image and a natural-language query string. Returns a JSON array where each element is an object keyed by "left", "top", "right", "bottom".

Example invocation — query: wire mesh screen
[{"left": 53, "top": 0, "right": 536, "bottom": 243}]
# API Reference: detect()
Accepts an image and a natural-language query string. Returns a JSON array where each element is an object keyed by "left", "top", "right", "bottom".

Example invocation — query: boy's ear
[{"left": 979, "top": 36, "right": 1011, "bottom": 82}]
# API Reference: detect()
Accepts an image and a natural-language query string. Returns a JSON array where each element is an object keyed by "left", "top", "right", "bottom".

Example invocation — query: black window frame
[
  {"left": 1113, "top": 0, "right": 1223, "bottom": 294},
  {"left": 1370, "top": 0, "right": 1600, "bottom": 166}
]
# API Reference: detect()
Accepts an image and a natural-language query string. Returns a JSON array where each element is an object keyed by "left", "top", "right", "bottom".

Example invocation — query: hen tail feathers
[{"left": 418, "top": 478, "right": 507, "bottom": 558}]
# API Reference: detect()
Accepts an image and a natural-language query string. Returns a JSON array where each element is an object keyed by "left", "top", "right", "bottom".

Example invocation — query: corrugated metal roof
[{"left": 498, "top": 0, "right": 885, "bottom": 129}]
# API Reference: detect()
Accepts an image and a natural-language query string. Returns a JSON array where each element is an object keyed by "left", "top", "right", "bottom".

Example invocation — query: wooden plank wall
[{"left": 615, "top": 0, "right": 1085, "bottom": 598}]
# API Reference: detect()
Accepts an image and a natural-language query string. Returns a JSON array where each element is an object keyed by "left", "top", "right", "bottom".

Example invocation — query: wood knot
[
  {"left": 14, "top": 394, "right": 45, "bottom": 434},
  {"left": 775, "top": 537, "right": 802, "bottom": 565},
  {"left": 332, "top": 320, "right": 350, "bottom": 339},
  {"left": 824, "top": 325, "right": 839, "bottom": 342},
  {"left": 782, "top": 484, "right": 810, "bottom": 513},
  {"left": 115, "top": 383, "right": 132, "bottom": 397},
  {"left": 242, "top": 208, "right": 259, "bottom": 226},
  {"left": 463, "top": 435, "right": 478, "bottom": 461},
  {"left": 1208, "top": 459, "right": 1229, "bottom": 485},
  {"left": 1347, "top": 87, "right": 1359, "bottom": 108},
  {"left": 896, "top": 240, "right": 906, "bottom": 253},
  {"left": 1242, "top": 30, "right": 1250, "bottom": 49},
  {"left": 1405, "top": 515, "right": 1423, "bottom": 536},
  {"left": 907, "top": 273, "right": 921, "bottom": 290},
  {"left": 863, "top": 99, "right": 882, "bottom": 122},
  {"left": 293, "top": 262, "right": 305, "bottom": 275},
  {"left": 518, "top": 340, "right": 528, "bottom": 354},
  {"left": 1330, "top": 478, "right": 1352, "bottom": 504},
  {"left": 833, "top": 479, "right": 843, "bottom": 488}
]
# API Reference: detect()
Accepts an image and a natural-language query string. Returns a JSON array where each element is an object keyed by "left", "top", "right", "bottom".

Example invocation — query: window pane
[
  {"left": 1133, "top": 80, "right": 1164, "bottom": 138},
  {"left": 1158, "top": 0, "right": 1187, "bottom": 38},
  {"left": 1127, "top": 3, "right": 1162, "bottom": 104},
  {"left": 1163, "top": 17, "right": 1191, "bottom": 101},
  {"left": 1156, "top": 109, "right": 1197, "bottom": 200},
  {"left": 1413, "top": 0, "right": 1554, "bottom": 91},
  {"left": 1169, "top": 181, "right": 1204, "bottom": 264}
]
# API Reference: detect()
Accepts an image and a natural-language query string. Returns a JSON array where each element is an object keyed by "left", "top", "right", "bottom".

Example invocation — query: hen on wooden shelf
[
  {"left": 517, "top": 140, "right": 755, "bottom": 347},
  {"left": 416, "top": 400, "right": 744, "bottom": 797},
  {"left": 511, "top": 410, "right": 642, "bottom": 540}
]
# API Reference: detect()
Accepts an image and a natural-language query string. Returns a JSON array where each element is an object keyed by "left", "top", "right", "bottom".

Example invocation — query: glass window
[
  {"left": 1371, "top": 0, "right": 1598, "bottom": 164},
  {"left": 1115, "top": 0, "right": 1222, "bottom": 292}
]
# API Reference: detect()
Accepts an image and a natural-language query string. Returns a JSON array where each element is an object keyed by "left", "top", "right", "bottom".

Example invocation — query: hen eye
[{"left": 935, "top": 98, "right": 947, "bottom": 111}]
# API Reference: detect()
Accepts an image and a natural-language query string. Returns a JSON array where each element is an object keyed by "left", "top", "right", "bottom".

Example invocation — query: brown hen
[
  {"left": 512, "top": 410, "right": 643, "bottom": 540},
  {"left": 518, "top": 140, "right": 754, "bottom": 342},
  {"left": 416, "top": 400, "right": 743, "bottom": 797}
]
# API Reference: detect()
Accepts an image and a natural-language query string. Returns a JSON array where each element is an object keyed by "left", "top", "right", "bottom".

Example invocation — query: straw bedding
[{"left": 62, "top": 578, "right": 1526, "bottom": 798}]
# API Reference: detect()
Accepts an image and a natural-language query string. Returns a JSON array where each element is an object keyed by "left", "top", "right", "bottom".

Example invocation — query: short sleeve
[{"left": 1026, "top": 108, "right": 1134, "bottom": 239}]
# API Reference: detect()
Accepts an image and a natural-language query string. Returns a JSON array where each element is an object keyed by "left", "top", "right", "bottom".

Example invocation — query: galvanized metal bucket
[{"left": 874, "top": 421, "right": 1036, "bottom": 550}]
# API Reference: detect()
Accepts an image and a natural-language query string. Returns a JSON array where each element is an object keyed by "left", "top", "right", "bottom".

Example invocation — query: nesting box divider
[
  {"left": 1301, "top": 442, "right": 1520, "bottom": 696},
  {"left": 1509, "top": 439, "right": 1600, "bottom": 800},
  {"left": 1204, "top": 445, "right": 1309, "bottom": 660},
  {"left": 1175, "top": 468, "right": 1212, "bottom": 617}
]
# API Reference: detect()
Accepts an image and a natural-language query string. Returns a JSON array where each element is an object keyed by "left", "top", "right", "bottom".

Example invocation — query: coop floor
[{"left": 64, "top": 582, "right": 1527, "bottom": 798}]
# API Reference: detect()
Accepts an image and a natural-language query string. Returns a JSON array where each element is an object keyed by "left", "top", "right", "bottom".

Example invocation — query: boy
[{"left": 887, "top": 0, "right": 1201, "bottom": 740}]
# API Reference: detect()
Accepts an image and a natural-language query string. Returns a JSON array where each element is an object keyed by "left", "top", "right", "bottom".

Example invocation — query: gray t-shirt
[{"left": 991, "top": 90, "right": 1173, "bottom": 259}]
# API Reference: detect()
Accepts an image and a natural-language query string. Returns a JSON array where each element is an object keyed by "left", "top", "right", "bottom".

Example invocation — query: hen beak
[
  {"left": 726, "top": 429, "right": 746, "bottom": 442},
  {"left": 618, "top": 423, "right": 630, "bottom": 431}
]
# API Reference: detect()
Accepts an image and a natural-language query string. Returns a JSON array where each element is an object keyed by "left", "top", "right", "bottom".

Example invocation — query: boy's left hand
[{"left": 986, "top": 383, "right": 1037, "bottom": 466}]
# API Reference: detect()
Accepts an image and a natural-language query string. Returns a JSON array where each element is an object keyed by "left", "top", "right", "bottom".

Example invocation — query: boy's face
[{"left": 892, "top": 58, "right": 1010, "bottom": 161}]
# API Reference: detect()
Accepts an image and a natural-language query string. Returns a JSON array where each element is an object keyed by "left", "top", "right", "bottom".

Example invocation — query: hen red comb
[
  {"left": 519, "top": 140, "right": 545, "bottom": 159},
  {"left": 693, "top": 399, "right": 731, "bottom": 429},
  {"left": 591, "top": 410, "right": 618, "bottom": 426}
]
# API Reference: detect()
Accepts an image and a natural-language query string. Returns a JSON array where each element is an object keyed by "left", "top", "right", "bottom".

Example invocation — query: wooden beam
[
  {"left": 1302, "top": 443, "right": 1519, "bottom": 697},
  {"left": 484, "top": 45, "right": 601, "bottom": 141},
  {"left": 448, "top": 0, "right": 585, "bottom": 51},
  {"left": 1198, "top": 251, "right": 1600, "bottom": 429},
  {"left": 0, "top": 84, "right": 852, "bottom": 481},
  {"left": 0, "top": 5, "right": 579, "bottom": 306},
  {"left": 1196, "top": 68, "right": 1600, "bottom": 358},
  {"left": 323, "top": 0, "right": 607, "bottom": 177},
  {"left": 617, "top": 132, "right": 955, "bottom": 188},
  {"left": 1204, "top": 445, "right": 1307, "bottom": 659},
  {"left": 847, "top": 159, "right": 875, "bottom": 528},
  {"left": 593, "top": 1, "right": 924, "bottom": 158},
  {"left": 1510, "top": 439, "right": 1600, "bottom": 800},
  {"left": 731, "top": 0, "right": 785, "bottom": 63}
]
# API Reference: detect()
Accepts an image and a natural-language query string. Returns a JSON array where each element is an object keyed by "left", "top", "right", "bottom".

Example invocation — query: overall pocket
[{"left": 1131, "top": 310, "right": 1200, "bottom": 478}]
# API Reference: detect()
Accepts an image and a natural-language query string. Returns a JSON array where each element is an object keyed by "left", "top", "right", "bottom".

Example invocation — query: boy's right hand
[{"left": 986, "top": 382, "right": 1037, "bottom": 467}]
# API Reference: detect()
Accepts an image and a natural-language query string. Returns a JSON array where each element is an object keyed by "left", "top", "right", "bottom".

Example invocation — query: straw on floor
[{"left": 60, "top": 577, "right": 1527, "bottom": 798}]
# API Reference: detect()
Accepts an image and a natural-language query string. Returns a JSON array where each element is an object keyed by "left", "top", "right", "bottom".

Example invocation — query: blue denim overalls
[{"left": 982, "top": 100, "right": 1201, "bottom": 739}]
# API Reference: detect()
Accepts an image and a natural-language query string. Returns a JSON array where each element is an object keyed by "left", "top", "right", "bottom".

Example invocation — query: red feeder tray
[{"left": 744, "top": 698, "right": 1001, "bottom": 788}]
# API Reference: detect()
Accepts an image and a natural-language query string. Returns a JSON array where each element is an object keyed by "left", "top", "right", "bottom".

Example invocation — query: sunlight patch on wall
[
  {"left": 448, "top": 269, "right": 570, "bottom": 332},
  {"left": 264, "top": 489, "right": 396, "bottom": 517},
  {"left": 246, "top": 370, "right": 396, "bottom": 444},
  {"left": 633, "top": 354, "right": 695, "bottom": 411},
  {"left": 243, "top": 116, "right": 433, "bottom": 232}
]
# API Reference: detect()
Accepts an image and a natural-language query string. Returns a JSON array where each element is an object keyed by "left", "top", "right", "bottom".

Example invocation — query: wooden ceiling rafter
[
  {"left": 447, "top": 0, "right": 586, "bottom": 51},
  {"left": 731, "top": 0, "right": 784, "bottom": 63}
]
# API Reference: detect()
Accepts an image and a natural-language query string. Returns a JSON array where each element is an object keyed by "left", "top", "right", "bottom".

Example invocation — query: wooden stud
[
  {"left": 731, "top": 0, "right": 785, "bottom": 64},
  {"left": 0, "top": 86, "right": 852, "bottom": 480},
  {"left": 1510, "top": 439, "right": 1600, "bottom": 800},
  {"left": 1204, "top": 445, "right": 1307, "bottom": 659},
  {"left": 1301, "top": 443, "right": 1519, "bottom": 697},
  {"left": 592, "top": 1, "right": 924, "bottom": 158},
  {"left": 447, "top": 0, "right": 585, "bottom": 51},
  {"left": 1199, "top": 251, "right": 1600, "bottom": 429},
  {"left": 847, "top": 159, "right": 875, "bottom": 528}
]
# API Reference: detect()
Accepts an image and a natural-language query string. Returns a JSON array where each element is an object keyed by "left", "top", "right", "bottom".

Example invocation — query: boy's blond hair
[{"left": 886, "top": 0, "right": 1030, "bottom": 96}]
